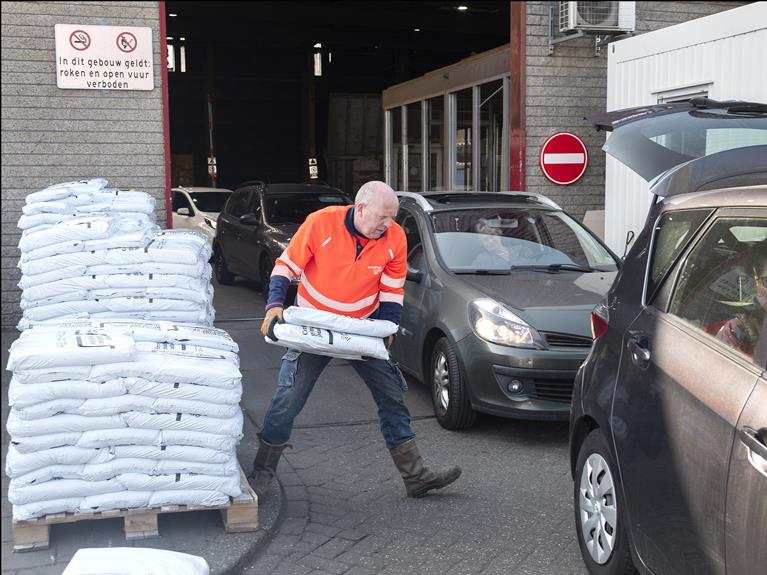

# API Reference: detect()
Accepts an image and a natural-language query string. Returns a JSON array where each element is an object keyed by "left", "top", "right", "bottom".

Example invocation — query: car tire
[
  {"left": 430, "top": 337, "right": 476, "bottom": 430},
  {"left": 574, "top": 430, "right": 636, "bottom": 575},
  {"left": 215, "top": 248, "right": 235, "bottom": 286},
  {"left": 259, "top": 258, "right": 272, "bottom": 295}
]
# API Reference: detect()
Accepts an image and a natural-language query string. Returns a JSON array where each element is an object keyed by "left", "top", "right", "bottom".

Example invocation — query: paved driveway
[{"left": 219, "top": 280, "right": 588, "bottom": 575}]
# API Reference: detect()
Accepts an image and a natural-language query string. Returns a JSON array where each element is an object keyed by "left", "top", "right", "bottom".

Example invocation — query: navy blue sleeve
[
  {"left": 265, "top": 276, "right": 290, "bottom": 310},
  {"left": 376, "top": 301, "right": 402, "bottom": 325}
]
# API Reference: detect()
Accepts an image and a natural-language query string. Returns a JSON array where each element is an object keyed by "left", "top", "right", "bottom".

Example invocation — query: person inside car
[
  {"left": 471, "top": 218, "right": 512, "bottom": 269},
  {"left": 716, "top": 256, "right": 767, "bottom": 357}
]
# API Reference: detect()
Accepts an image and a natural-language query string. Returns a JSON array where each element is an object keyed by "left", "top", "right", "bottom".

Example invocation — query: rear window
[{"left": 264, "top": 193, "right": 350, "bottom": 225}]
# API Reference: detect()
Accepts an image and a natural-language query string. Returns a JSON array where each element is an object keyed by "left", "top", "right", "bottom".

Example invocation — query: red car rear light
[{"left": 590, "top": 303, "right": 609, "bottom": 340}]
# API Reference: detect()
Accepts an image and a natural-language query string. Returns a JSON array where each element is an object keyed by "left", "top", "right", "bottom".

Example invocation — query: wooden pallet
[{"left": 12, "top": 467, "right": 258, "bottom": 552}]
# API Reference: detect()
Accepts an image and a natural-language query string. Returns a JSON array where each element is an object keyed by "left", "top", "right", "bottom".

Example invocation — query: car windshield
[
  {"left": 430, "top": 208, "right": 618, "bottom": 273},
  {"left": 264, "top": 193, "right": 350, "bottom": 224},
  {"left": 188, "top": 191, "right": 231, "bottom": 213}
]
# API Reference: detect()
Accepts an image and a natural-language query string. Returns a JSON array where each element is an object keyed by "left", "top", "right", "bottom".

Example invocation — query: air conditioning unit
[{"left": 559, "top": 1, "right": 636, "bottom": 34}]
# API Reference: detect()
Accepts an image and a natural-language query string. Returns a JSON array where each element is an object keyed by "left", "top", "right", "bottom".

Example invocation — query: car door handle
[
  {"left": 627, "top": 335, "right": 650, "bottom": 369},
  {"left": 740, "top": 427, "right": 767, "bottom": 476}
]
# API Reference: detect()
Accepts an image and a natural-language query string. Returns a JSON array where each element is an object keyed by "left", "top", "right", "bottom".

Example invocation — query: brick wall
[
  {"left": 524, "top": 1, "right": 748, "bottom": 222},
  {"left": 1, "top": 1, "right": 165, "bottom": 329}
]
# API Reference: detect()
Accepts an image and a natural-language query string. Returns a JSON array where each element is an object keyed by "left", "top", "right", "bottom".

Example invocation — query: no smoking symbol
[
  {"left": 116, "top": 32, "right": 137, "bottom": 53},
  {"left": 69, "top": 30, "right": 91, "bottom": 51}
]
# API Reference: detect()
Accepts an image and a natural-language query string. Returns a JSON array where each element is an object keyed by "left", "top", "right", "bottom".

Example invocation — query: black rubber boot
[
  {"left": 248, "top": 437, "right": 290, "bottom": 496},
  {"left": 389, "top": 438, "right": 462, "bottom": 498}
]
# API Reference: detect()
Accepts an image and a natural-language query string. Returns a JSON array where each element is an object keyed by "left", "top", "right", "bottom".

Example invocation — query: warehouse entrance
[{"left": 165, "top": 1, "right": 509, "bottom": 195}]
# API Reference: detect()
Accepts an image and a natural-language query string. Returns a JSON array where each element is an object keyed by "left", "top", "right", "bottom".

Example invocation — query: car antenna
[{"left": 623, "top": 230, "right": 635, "bottom": 259}]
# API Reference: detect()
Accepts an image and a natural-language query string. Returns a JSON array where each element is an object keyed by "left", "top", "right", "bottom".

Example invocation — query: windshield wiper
[
  {"left": 509, "top": 263, "right": 597, "bottom": 273},
  {"left": 454, "top": 269, "right": 511, "bottom": 275}
]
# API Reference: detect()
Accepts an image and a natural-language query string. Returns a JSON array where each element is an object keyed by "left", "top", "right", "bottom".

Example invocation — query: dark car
[
  {"left": 389, "top": 191, "right": 620, "bottom": 429},
  {"left": 213, "top": 181, "right": 352, "bottom": 290},
  {"left": 570, "top": 99, "right": 767, "bottom": 575}
]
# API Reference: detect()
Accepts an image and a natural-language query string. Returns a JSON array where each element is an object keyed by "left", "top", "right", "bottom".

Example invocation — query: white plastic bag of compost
[
  {"left": 282, "top": 306, "right": 398, "bottom": 337},
  {"left": 7, "top": 329, "right": 135, "bottom": 371},
  {"left": 265, "top": 322, "right": 389, "bottom": 360},
  {"left": 62, "top": 547, "right": 210, "bottom": 575}
]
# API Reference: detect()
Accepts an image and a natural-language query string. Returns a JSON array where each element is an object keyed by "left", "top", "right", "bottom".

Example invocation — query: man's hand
[
  {"left": 261, "top": 306, "right": 284, "bottom": 339},
  {"left": 385, "top": 334, "right": 395, "bottom": 349}
]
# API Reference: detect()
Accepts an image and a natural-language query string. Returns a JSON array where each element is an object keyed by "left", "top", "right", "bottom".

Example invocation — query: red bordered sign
[{"left": 539, "top": 132, "right": 589, "bottom": 185}]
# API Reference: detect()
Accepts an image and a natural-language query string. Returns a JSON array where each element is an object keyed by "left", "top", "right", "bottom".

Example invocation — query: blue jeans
[{"left": 260, "top": 349, "right": 415, "bottom": 449}]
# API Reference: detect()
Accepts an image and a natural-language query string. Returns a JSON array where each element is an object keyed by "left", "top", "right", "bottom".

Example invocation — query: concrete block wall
[
  {"left": 524, "top": 1, "right": 748, "bottom": 223},
  {"left": 1, "top": 1, "right": 165, "bottom": 329}
]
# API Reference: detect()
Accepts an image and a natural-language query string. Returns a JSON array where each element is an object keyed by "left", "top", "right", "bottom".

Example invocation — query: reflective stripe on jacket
[{"left": 272, "top": 205, "right": 406, "bottom": 318}]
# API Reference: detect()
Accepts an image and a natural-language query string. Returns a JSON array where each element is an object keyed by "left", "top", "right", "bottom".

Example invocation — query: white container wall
[{"left": 604, "top": 2, "right": 767, "bottom": 253}]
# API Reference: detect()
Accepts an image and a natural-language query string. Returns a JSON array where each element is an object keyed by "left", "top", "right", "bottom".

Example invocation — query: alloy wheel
[
  {"left": 433, "top": 351, "right": 450, "bottom": 413},
  {"left": 578, "top": 452, "right": 618, "bottom": 564}
]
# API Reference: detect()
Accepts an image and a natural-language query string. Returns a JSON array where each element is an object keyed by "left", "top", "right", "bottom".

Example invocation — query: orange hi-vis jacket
[{"left": 271, "top": 205, "right": 407, "bottom": 319}]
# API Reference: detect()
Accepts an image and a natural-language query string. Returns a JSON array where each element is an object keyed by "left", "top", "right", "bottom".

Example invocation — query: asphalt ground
[{"left": 1, "top": 278, "right": 588, "bottom": 574}]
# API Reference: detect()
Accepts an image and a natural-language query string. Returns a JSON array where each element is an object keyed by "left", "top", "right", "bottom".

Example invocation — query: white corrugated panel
[{"left": 604, "top": 2, "right": 767, "bottom": 253}]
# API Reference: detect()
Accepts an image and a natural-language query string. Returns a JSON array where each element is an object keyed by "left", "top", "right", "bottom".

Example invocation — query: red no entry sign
[{"left": 539, "top": 132, "right": 588, "bottom": 185}]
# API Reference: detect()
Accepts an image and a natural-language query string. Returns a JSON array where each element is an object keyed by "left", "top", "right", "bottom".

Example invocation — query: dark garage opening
[{"left": 165, "top": 1, "right": 509, "bottom": 195}]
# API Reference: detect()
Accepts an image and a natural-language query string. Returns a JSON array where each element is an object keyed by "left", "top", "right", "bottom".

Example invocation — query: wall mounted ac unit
[{"left": 559, "top": 1, "right": 636, "bottom": 34}]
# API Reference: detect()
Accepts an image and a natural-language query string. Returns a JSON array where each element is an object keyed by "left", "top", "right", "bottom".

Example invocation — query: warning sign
[{"left": 55, "top": 24, "right": 153, "bottom": 90}]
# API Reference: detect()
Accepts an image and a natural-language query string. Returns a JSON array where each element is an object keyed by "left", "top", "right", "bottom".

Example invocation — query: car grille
[
  {"left": 541, "top": 331, "right": 593, "bottom": 349},
  {"left": 529, "top": 378, "right": 574, "bottom": 403}
]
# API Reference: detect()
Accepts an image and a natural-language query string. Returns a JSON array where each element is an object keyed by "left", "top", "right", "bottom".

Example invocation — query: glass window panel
[
  {"left": 455, "top": 88, "right": 473, "bottom": 191},
  {"left": 406, "top": 104, "right": 422, "bottom": 192},
  {"left": 427, "top": 96, "right": 444, "bottom": 191},
  {"left": 479, "top": 80, "right": 504, "bottom": 191},
  {"left": 389, "top": 108, "right": 403, "bottom": 190},
  {"left": 646, "top": 209, "right": 712, "bottom": 304},
  {"left": 668, "top": 217, "right": 767, "bottom": 364}
]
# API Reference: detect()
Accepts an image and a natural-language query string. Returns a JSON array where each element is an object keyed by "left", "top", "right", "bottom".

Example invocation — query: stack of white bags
[
  {"left": 6, "top": 180, "right": 244, "bottom": 522},
  {"left": 16, "top": 179, "right": 215, "bottom": 330}
]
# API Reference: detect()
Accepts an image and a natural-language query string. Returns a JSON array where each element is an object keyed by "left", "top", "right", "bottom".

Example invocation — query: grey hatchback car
[
  {"left": 570, "top": 99, "right": 767, "bottom": 575},
  {"left": 389, "top": 191, "right": 620, "bottom": 429}
]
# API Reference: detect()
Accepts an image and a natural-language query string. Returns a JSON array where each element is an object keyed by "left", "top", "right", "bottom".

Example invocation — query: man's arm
[
  {"left": 260, "top": 214, "right": 317, "bottom": 337},
  {"left": 378, "top": 229, "right": 407, "bottom": 326}
]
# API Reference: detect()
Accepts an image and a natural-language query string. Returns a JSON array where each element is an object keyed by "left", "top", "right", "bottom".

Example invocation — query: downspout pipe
[{"left": 509, "top": 1, "right": 526, "bottom": 191}]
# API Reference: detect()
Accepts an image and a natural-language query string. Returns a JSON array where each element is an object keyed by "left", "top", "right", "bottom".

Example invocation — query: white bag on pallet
[{"left": 7, "top": 329, "right": 135, "bottom": 371}]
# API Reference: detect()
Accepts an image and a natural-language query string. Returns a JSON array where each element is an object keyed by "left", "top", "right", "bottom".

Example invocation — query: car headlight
[
  {"left": 469, "top": 298, "right": 547, "bottom": 349},
  {"left": 204, "top": 217, "right": 217, "bottom": 230}
]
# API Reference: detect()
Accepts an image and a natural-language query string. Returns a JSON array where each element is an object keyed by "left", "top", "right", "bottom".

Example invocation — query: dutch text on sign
[{"left": 55, "top": 24, "right": 153, "bottom": 91}]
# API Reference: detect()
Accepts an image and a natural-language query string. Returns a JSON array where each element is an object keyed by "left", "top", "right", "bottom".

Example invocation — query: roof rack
[
  {"left": 396, "top": 191, "right": 433, "bottom": 212},
  {"left": 521, "top": 192, "right": 561, "bottom": 210}
]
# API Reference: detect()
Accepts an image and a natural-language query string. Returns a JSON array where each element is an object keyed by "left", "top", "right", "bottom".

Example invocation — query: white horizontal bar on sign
[{"left": 543, "top": 153, "right": 585, "bottom": 164}]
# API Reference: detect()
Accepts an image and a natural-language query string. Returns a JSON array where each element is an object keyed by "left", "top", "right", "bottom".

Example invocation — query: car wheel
[
  {"left": 574, "top": 431, "right": 636, "bottom": 575},
  {"left": 259, "top": 258, "right": 272, "bottom": 295},
  {"left": 215, "top": 248, "right": 235, "bottom": 286},
  {"left": 430, "top": 337, "right": 476, "bottom": 430}
]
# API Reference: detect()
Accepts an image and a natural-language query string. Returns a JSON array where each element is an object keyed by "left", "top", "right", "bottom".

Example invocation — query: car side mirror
[
  {"left": 240, "top": 213, "right": 260, "bottom": 226},
  {"left": 177, "top": 207, "right": 191, "bottom": 216},
  {"left": 406, "top": 264, "right": 424, "bottom": 283}
]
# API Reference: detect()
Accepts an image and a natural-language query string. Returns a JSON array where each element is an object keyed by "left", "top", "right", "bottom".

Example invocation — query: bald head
[
  {"left": 355, "top": 180, "right": 397, "bottom": 206},
  {"left": 353, "top": 180, "right": 399, "bottom": 238}
]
